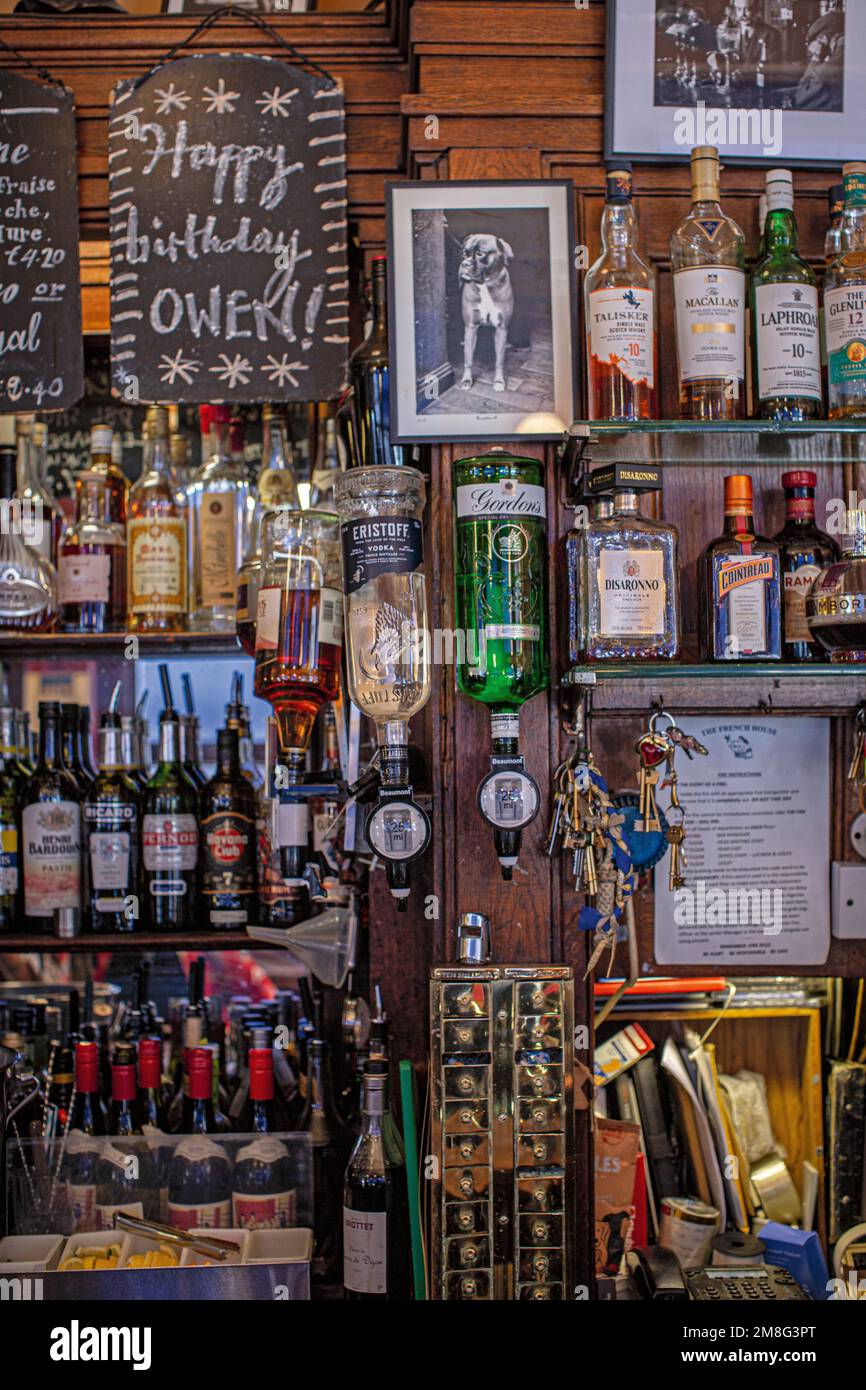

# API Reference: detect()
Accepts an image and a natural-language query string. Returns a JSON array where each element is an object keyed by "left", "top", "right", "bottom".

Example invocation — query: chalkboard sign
[
  {"left": 0, "top": 70, "right": 84, "bottom": 414},
  {"left": 109, "top": 53, "right": 349, "bottom": 404}
]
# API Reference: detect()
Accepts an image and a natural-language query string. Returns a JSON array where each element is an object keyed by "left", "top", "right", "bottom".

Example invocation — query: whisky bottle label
[
  {"left": 784, "top": 564, "right": 821, "bottom": 644},
  {"left": 343, "top": 1206, "right": 387, "bottom": 1295},
  {"left": 717, "top": 556, "right": 775, "bottom": 657},
  {"left": 587, "top": 286, "right": 654, "bottom": 388},
  {"left": 824, "top": 285, "right": 866, "bottom": 390},
  {"left": 142, "top": 813, "right": 198, "bottom": 872},
  {"left": 341, "top": 516, "right": 423, "bottom": 595},
  {"left": 199, "top": 495, "right": 237, "bottom": 606},
  {"left": 0, "top": 824, "right": 18, "bottom": 895},
  {"left": 598, "top": 548, "right": 665, "bottom": 637},
  {"left": 455, "top": 482, "right": 546, "bottom": 520},
  {"left": 673, "top": 266, "right": 745, "bottom": 384},
  {"left": 255, "top": 586, "right": 282, "bottom": 651},
  {"left": 755, "top": 282, "right": 821, "bottom": 401},
  {"left": 22, "top": 801, "right": 81, "bottom": 915},
  {"left": 59, "top": 553, "right": 111, "bottom": 605},
  {"left": 128, "top": 517, "right": 186, "bottom": 614}
]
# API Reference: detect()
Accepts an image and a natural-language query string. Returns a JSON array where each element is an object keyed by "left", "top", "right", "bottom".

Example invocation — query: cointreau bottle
[
  {"left": 773, "top": 471, "right": 839, "bottom": 662},
  {"left": 700, "top": 475, "right": 782, "bottom": 661},
  {"left": 584, "top": 163, "right": 657, "bottom": 421},
  {"left": 671, "top": 147, "right": 746, "bottom": 420}
]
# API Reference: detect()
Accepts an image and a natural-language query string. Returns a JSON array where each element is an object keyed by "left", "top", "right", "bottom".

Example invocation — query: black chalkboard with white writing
[
  {"left": 109, "top": 53, "right": 349, "bottom": 404},
  {"left": 0, "top": 70, "right": 84, "bottom": 413}
]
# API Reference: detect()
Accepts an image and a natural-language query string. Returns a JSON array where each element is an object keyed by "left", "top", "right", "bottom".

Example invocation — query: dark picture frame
[
  {"left": 385, "top": 180, "right": 577, "bottom": 444},
  {"left": 605, "top": 0, "right": 860, "bottom": 169}
]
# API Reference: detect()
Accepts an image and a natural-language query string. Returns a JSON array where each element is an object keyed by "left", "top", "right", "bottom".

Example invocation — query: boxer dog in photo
[{"left": 458, "top": 233, "right": 514, "bottom": 392}]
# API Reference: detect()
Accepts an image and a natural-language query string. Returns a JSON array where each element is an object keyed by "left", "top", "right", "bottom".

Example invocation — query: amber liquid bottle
[
  {"left": 127, "top": 407, "right": 188, "bottom": 634},
  {"left": 58, "top": 470, "right": 127, "bottom": 633},
  {"left": 773, "top": 471, "right": 839, "bottom": 662},
  {"left": 199, "top": 728, "right": 258, "bottom": 929},
  {"left": 85, "top": 423, "right": 129, "bottom": 526}
]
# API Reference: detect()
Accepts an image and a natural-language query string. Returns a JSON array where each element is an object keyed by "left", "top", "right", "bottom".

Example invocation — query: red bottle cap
[
  {"left": 781, "top": 470, "right": 817, "bottom": 490},
  {"left": 249, "top": 1048, "right": 274, "bottom": 1102},
  {"left": 111, "top": 1060, "right": 138, "bottom": 1103},
  {"left": 186, "top": 1046, "right": 213, "bottom": 1102},
  {"left": 138, "top": 1037, "right": 161, "bottom": 1090},
  {"left": 74, "top": 1041, "right": 100, "bottom": 1095}
]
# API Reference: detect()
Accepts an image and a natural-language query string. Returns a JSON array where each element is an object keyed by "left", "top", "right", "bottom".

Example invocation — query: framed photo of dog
[{"left": 386, "top": 181, "right": 577, "bottom": 443}]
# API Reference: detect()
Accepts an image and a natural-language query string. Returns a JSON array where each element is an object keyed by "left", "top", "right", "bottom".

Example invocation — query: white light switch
[{"left": 831, "top": 862, "right": 866, "bottom": 939}]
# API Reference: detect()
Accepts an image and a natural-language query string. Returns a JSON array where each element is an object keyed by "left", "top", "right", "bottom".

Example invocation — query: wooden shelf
[{"left": 0, "top": 931, "right": 267, "bottom": 954}]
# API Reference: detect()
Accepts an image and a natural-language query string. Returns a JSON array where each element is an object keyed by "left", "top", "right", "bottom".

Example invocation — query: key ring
[{"left": 649, "top": 708, "right": 678, "bottom": 737}]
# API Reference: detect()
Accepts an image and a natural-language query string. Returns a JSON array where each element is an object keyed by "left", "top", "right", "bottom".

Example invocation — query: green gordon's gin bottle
[
  {"left": 751, "top": 169, "right": 822, "bottom": 421},
  {"left": 453, "top": 451, "right": 548, "bottom": 877},
  {"left": 824, "top": 162, "right": 866, "bottom": 420}
]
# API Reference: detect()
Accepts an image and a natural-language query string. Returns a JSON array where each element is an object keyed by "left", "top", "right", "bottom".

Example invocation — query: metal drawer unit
[{"left": 429, "top": 914, "right": 575, "bottom": 1301}]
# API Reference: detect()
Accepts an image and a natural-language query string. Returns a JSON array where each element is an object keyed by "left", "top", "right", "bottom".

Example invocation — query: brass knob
[
  {"left": 532, "top": 1255, "right": 549, "bottom": 1277},
  {"left": 460, "top": 1243, "right": 479, "bottom": 1266},
  {"left": 531, "top": 1220, "right": 548, "bottom": 1241},
  {"left": 533, "top": 1140, "right": 547, "bottom": 1160},
  {"left": 530, "top": 1286, "right": 550, "bottom": 1300},
  {"left": 457, "top": 1027, "right": 471, "bottom": 1043},
  {"left": 458, "top": 1173, "right": 474, "bottom": 1195},
  {"left": 456, "top": 1206, "right": 474, "bottom": 1231},
  {"left": 533, "top": 1187, "right": 547, "bottom": 1206},
  {"left": 457, "top": 1074, "right": 474, "bottom": 1093},
  {"left": 459, "top": 1141, "right": 474, "bottom": 1160},
  {"left": 460, "top": 1278, "right": 478, "bottom": 1297},
  {"left": 531, "top": 991, "right": 545, "bottom": 1010},
  {"left": 532, "top": 1106, "right": 547, "bottom": 1124}
]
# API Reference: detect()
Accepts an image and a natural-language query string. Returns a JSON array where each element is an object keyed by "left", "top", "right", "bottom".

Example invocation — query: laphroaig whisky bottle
[
  {"left": 127, "top": 407, "right": 188, "bottom": 634},
  {"left": 671, "top": 146, "right": 746, "bottom": 420},
  {"left": 582, "top": 479, "right": 680, "bottom": 661},
  {"left": 584, "top": 163, "right": 657, "bottom": 420},
  {"left": 773, "top": 471, "right": 839, "bottom": 662},
  {"left": 824, "top": 162, "right": 866, "bottom": 420},
  {"left": 21, "top": 700, "right": 82, "bottom": 935},
  {"left": 751, "top": 170, "right": 822, "bottom": 421},
  {"left": 700, "top": 475, "right": 781, "bottom": 661}
]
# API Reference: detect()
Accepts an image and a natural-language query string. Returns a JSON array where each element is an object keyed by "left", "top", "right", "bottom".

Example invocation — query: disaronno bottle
[
  {"left": 21, "top": 701, "right": 82, "bottom": 935},
  {"left": 671, "top": 146, "right": 746, "bottom": 420},
  {"left": 127, "top": 407, "right": 188, "bottom": 633},
  {"left": 583, "top": 483, "right": 680, "bottom": 661},
  {"left": 824, "top": 162, "right": 866, "bottom": 420},
  {"left": 584, "top": 162, "right": 657, "bottom": 421}
]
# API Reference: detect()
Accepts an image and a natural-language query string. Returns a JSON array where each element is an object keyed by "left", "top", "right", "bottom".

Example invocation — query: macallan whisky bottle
[
  {"left": 583, "top": 486, "right": 680, "bottom": 661},
  {"left": 585, "top": 163, "right": 657, "bottom": 420},
  {"left": 752, "top": 170, "right": 822, "bottom": 421},
  {"left": 127, "top": 407, "right": 188, "bottom": 634},
  {"left": 700, "top": 475, "right": 781, "bottom": 661},
  {"left": 671, "top": 146, "right": 746, "bottom": 420},
  {"left": 773, "top": 471, "right": 839, "bottom": 662},
  {"left": 824, "top": 162, "right": 866, "bottom": 420}
]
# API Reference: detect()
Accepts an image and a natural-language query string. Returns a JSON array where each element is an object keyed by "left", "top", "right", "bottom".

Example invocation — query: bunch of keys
[
  {"left": 635, "top": 710, "right": 708, "bottom": 890},
  {"left": 849, "top": 705, "right": 866, "bottom": 812},
  {"left": 546, "top": 754, "right": 606, "bottom": 898}
]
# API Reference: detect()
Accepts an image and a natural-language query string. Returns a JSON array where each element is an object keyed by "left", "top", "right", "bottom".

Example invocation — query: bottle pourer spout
[{"left": 455, "top": 912, "right": 491, "bottom": 963}]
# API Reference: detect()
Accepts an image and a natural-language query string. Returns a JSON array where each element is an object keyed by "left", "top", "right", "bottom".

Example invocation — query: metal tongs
[{"left": 113, "top": 1212, "right": 242, "bottom": 1262}]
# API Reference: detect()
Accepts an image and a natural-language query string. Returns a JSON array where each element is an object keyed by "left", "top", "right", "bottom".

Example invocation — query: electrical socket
[{"left": 831, "top": 862, "right": 866, "bottom": 939}]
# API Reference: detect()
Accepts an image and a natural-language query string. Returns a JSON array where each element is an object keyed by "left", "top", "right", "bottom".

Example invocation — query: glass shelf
[
  {"left": 563, "top": 661, "right": 866, "bottom": 713},
  {"left": 564, "top": 661, "right": 866, "bottom": 682},
  {"left": 563, "top": 420, "right": 866, "bottom": 466}
]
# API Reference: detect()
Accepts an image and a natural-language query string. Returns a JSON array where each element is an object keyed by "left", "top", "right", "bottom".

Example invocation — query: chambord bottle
[{"left": 453, "top": 451, "right": 548, "bottom": 878}]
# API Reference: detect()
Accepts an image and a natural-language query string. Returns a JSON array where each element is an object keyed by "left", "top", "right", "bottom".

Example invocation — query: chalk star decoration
[
  {"left": 255, "top": 86, "right": 299, "bottom": 118},
  {"left": 263, "top": 355, "right": 309, "bottom": 388},
  {"left": 210, "top": 353, "right": 254, "bottom": 389},
  {"left": 154, "top": 84, "right": 190, "bottom": 115},
  {"left": 202, "top": 79, "right": 241, "bottom": 115},
  {"left": 158, "top": 350, "right": 201, "bottom": 387}
]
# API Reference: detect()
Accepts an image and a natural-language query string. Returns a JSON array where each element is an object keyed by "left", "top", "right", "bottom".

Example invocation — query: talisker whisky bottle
[
  {"left": 700, "top": 475, "right": 781, "bottom": 662},
  {"left": 585, "top": 163, "right": 657, "bottom": 421},
  {"left": 671, "top": 147, "right": 746, "bottom": 420}
]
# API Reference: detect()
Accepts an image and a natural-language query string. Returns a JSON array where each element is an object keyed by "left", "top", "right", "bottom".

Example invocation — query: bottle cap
[
  {"left": 723, "top": 474, "right": 754, "bottom": 513},
  {"left": 111, "top": 1053, "right": 138, "bottom": 1102},
  {"left": 199, "top": 404, "right": 213, "bottom": 435},
  {"left": 691, "top": 146, "right": 720, "bottom": 200},
  {"left": 248, "top": 1047, "right": 274, "bottom": 1102},
  {"left": 75, "top": 1040, "right": 100, "bottom": 1093},
  {"left": 38, "top": 700, "right": 61, "bottom": 719},
  {"left": 604, "top": 163, "right": 633, "bottom": 203},
  {"left": 765, "top": 169, "right": 793, "bottom": 212},
  {"left": 212, "top": 404, "right": 232, "bottom": 425},
  {"left": 33, "top": 422, "right": 47, "bottom": 447},
  {"left": 138, "top": 1037, "right": 161, "bottom": 1089},
  {"left": 829, "top": 183, "right": 845, "bottom": 216},
  {"left": 781, "top": 471, "right": 817, "bottom": 490},
  {"left": 186, "top": 1045, "right": 213, "bottom": 1101},
  {"left": 90, "top": 424, "right": 113, "bottom": 455}
]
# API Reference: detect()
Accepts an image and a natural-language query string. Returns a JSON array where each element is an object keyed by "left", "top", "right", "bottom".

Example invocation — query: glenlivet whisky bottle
[{"left": 824, "top": 162, "right": 866, "bottom": 420}]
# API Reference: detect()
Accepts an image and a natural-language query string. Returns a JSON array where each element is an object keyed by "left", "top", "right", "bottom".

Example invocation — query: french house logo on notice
[{"left": 49, "top": 1320, "right": 152, "bottom": 1372}]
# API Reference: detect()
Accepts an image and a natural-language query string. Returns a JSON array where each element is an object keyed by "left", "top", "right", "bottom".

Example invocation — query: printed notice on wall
[
  {"left": 653, "top": 718, "right": 830, "bottom": 967},
  {"left": 108, "top": 53, "right": 349, "bottom": 404}
]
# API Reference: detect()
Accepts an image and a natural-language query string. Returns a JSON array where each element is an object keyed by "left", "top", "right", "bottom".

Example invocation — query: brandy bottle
[
  {"left": 127, "top": 407, "right": 188, "bottom": 634},
  {"left": 58, "top": 471, "right": 127, "bottom": 633},
  {"left": 773, "top": 471, "right": 839, "bottom": 662}
]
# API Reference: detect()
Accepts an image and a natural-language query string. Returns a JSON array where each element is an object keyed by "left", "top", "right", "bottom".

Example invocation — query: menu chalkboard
[
  {"left": 0, "top": 70, "right": 84, "bottom": 413},
  {"left": 109, "top": 53, "right": 349, "bottom": 405}
]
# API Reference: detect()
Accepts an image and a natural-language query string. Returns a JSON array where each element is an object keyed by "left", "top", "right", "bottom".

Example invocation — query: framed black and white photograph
[
  {"left": 386, "top": 181, "right": 576, "bottom": 443},
  {"left": 606, "top": 0, "right": 863, "bottom": 166}
]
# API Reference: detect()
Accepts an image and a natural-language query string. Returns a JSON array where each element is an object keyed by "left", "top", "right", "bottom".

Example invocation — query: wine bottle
[
  {"left": 301, "top": 1036, "right": 353, "bottom": 1282},
  {"left": 107, "top": 1042, "right": 144, "bottom": 1136},
  {"left": 232, "top": 1132, "right": 296, "bottom": 1232},
  {"left": 0, "top": 705, "right": 22, "bottom": 930},
  {"left": 343, "top": 1059, "right": 411, "bottom": 1300},
  {"left": 69, "top": 1039, "right": 106, "bottom": 1136},
  {"left": 141, "top": 670, "right": 199, "bottom": 931},
  {"left": 179, "top": 1045, "right": 220, "bottom": 1135},
  {"left": 346, "top": 256, "right": 408, "bottom": 468}
]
